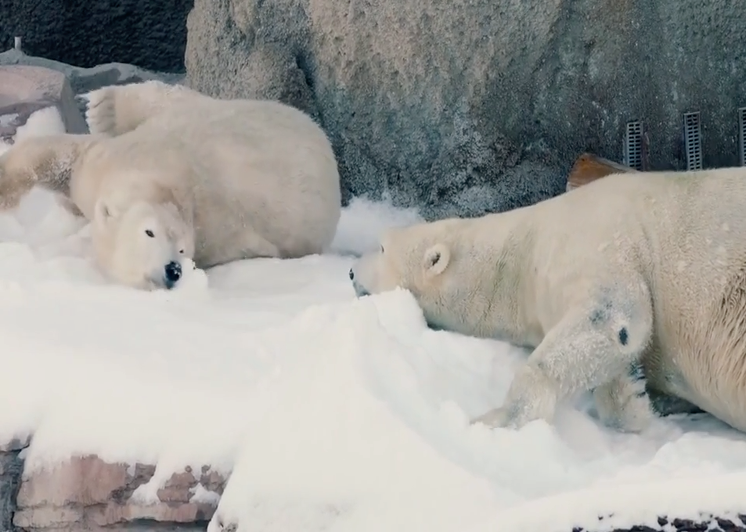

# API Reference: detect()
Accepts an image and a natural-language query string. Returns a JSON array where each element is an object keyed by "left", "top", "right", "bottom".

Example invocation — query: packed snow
[{"left": 1, "top": 107, "right": 746, "bottom": 532}]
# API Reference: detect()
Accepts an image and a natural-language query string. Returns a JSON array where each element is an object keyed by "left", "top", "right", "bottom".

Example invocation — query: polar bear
[
  {"left": 0, "top": 81, "right": 341, "bottom": 290},
  {"left": 349, "top": 166, "right": 746, "bottom": 434}
]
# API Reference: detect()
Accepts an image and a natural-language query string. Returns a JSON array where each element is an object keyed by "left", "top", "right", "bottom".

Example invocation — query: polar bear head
[
  {"left": 92, "top": 193, "right": 195, "bottom": 291},
  {"left": 349, "top": 224, "right": 452, "bottom": 295},
  {"left": 348, "top": 216, "right": 529, "bottom": 337},
  {"left": 0, "top": 132, "right": 197, "bottom": 291},
  {"left": 348, "top": 219, "right": 493, "bottom": 331}
]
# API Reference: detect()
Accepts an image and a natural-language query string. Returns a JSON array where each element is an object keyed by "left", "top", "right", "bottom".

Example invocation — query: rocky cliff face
[
  {"left": 0, "top": 0, "right": 193, "bottom": 73},
  {"left": 185, "top": 0, "right": 746, "bottom": 219}
]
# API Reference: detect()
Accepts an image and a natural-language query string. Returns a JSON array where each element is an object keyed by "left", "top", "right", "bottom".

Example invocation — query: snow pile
[{"left": 1, "top": 107, "right": 746, "bottom": 532}]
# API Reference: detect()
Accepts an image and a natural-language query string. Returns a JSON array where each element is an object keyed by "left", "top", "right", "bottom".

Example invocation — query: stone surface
[
  {"left": 0, "top": 1, "right": 193, "bottom": 73},
  {"left": 0, "top": 49, "right": 185, "bottom": 99},
  {"left": 574, "top": 514, "right": 746, "bottom": 532},
  {"left": 10, "top": 455, "right": 225, "bottom": 531},
  {"left": 0, "top": 449, "right": 24, "bottom": 532},
  {"left": 185, "top": 0, "right": 746, "bottom": 220},
  {"left": 0, "top": 436, "right": 30, "bottom": 453},
  {"left": 0, "top": 64, "right": 88, "bottom": 143}
]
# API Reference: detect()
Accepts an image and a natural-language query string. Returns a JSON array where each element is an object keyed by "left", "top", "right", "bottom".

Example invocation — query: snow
[{"left": 1, "top": 107, "right": 746, "bottom": 532}]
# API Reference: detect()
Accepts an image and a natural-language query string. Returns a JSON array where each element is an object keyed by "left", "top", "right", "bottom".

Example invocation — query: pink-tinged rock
[
  {"left": 88, "top": 501, "right": 217, "bottom": 526},
  {"left": 16, "top": 456, "right": 132, "bottom": 508},
  {"left": 156, "top": 469, "right": 198, "bottom": 503},
  {"left": 200, "top": 467, "right": 228, "bottom": 494},
  {"left": 12, "top": 454, "right": 227, "bottom": 530},
  {"left": 13, "top": 506, "right": 83, "bottom": 529},
  {"left": 0, "top": 64, "right": 87, "bottom": 142}
]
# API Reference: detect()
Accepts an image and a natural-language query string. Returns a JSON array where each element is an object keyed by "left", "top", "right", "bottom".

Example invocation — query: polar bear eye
[
  {"left": 380, "top": 245, "right": 385, "bottom": 253},
  {"left": 145, "top": 230, "right": 155, "bottom": 238},
  {"left": 179, "top": 249, "right": 184, "bottom": 254}
]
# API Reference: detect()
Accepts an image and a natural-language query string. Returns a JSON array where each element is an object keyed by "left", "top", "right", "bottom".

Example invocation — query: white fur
[
  {"left": 350, "top": 167, "right": 746, "bottom": 434},
  {"left": 0, "top": 81, "right": 341, "bottom": 290},
  {"left": 82, "top": 81, "right": 201, "bottom": 137}
]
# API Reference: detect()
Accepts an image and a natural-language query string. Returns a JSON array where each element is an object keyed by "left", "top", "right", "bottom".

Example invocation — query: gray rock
[
  {"left": 0, "top": 49, "right": 186, "bottom": 121},
  {"left": 0, "top": 64, "right": 88, "bottom": 142},
  {"left": 185, "top": 0, "right": 746, "bottom": 219},
  {"left": 0, "top": 450, "right": 24, "bottom": 532},
  {"left": 185, "top": 4, "right": 318, "bottom": 121},
  {"left": 0, "top": 49, "right": 185, "bottom": 95}
]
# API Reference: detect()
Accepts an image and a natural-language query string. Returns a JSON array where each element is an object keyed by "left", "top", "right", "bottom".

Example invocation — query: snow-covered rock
[{"left": 12, "top": 453, "right": 225, "bottom": 530}]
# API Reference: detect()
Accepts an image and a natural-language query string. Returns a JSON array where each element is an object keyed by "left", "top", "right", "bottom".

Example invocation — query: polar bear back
[
  {"left": 528, "top": 168, "right": 746, "bottom": 323},
  {"left": 119, "top": 97, "right": 341, "bottom": 264}
]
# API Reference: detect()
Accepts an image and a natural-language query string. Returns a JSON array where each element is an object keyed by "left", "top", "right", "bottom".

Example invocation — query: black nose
[
  {"left": 164, "top": 261, "right": 182, "bottom": 285},
  {"left": 349, "top": 268, "right": 354, "bottom": 281}
]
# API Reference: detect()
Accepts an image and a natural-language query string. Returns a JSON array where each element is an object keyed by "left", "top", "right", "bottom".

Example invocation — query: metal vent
[
  {"left": 738, "top": 107, "right": 746, "bottom": 167},
  {"left": 683, "top": 111, "right": 703, "bottom": 171},
  {"left": 623, "top": 121, "right": 644, "bottom": 170}
]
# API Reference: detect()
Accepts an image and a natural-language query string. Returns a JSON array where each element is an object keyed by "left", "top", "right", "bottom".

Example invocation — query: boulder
[
  {"left": 0, "top": 64, "right": 87, "bottom": 143},
  {"left": 185, "top": 0, "right": 746, "bottom": 220},
  {"left": 0, "top": 444, "right": 24, "bottom": 532},
  {"left": 0, "top": 49, "right": 185, "bottom": 99}
]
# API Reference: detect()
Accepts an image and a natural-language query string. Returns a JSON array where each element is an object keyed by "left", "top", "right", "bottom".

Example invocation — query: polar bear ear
[{"left": 423, "top": 243, "right": 450, "bottom": 276}]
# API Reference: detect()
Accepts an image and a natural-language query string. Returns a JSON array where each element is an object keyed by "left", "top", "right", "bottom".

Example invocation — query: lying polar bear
[
  {"left": 0, "top": 81, "right": 341, "bottom": 290},
  {"left": 350, "top": 166, "right": 746, "bottom": 434}
]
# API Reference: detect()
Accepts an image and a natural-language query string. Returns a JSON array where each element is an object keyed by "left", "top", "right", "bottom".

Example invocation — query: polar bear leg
[
  {"left": 592, "top": 362, "right": 655, "bottom": 432},
  {"left": 0, "top": 134, "right": 91, "bottom": 210},
  {"left": 82, "top": 81, "right": 198, "bottom": 137},
  {"left": 55, "top": 195, "right": 85, "bottom": 218},
  {"left": 472, "top": 280, "right": 654, "bottom": 431}
]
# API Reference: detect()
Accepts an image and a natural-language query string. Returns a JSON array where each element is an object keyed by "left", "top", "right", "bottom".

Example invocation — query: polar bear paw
[
  {"left": 470, "top": 364, "right": 559, "bottom": 429},
  {"left": 470, "top": 407, "right": 511, "bottom": 429},
  {"left": 592, "top": 362, "right": 656, "bottom": 433}
]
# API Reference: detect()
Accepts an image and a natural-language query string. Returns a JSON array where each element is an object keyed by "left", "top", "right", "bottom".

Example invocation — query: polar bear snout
[{"left": 163, "top": 261, "right": 182, "bottom": 289}]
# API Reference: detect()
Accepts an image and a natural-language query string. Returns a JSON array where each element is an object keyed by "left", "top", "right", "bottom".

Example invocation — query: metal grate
[
  {"left": 738, "top": 107, "right": 746, "bottom": 166},
  {"left": 623, "top": 121, "right": 644, "bottom": 170},
  {"left": 683, "top": 111, "right": 703, "bottom": 171}
]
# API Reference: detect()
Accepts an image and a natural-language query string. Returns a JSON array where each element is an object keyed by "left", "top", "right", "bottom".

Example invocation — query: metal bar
[
  {"left": 623, "top": 120, "right": 644, "bottom": 171},
  {"left": 738, "top": 107, "right": 746, "bottom": 167},
  {"left": 683, "top": 111, "right": 703, "bottom": 171}
]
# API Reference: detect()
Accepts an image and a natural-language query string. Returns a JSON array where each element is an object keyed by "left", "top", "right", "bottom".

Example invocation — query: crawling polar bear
[
  {"left": 350, "top": 166, "right": 746, "bottom": 434},
  {"left": 0, "top": 81, "right": 341, "bottom": 289}
]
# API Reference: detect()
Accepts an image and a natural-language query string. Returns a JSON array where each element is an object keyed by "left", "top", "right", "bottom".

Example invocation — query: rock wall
[
  {"left": 0, "top": 442, "right": 743, "bottom": 532},
  {"left": 0, "top": 437, "right": 225, "bottom": 532},
  {"left": 0, "top": 441, "right": 24, "bottom": 532},
  {"left": 0, "top": 0, "right": 193, "bottom": 73},
  {"left": 12, "top": 455, "right": 225, "bottom": 531},
  {"left": 185, "top": 0, "right": 746, "bottom": 219}
]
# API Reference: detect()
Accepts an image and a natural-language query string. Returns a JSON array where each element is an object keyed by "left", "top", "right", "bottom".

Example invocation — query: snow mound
[{"left": 0, "top": 107, "right": 745, "bottom": 532}]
